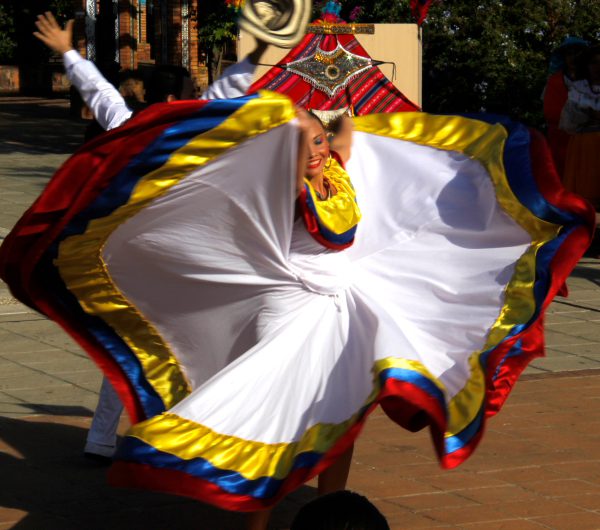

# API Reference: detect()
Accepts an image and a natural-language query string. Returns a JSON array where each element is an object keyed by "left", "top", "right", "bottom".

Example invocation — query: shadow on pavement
[
  {"left": 0, "top": 100, "right": 87, "bottom": 156},
  {"left": 0, "top": 165, "right": 66, "bottom": 181},
  {"left": 24, "top": 404, "right": 94, "bottom": 417},
  {"left": 0, "top": 416, "right": 313, "bottom": 529},
  {"left": 570, "top": 260, "right": 600, "bottom": 289}
]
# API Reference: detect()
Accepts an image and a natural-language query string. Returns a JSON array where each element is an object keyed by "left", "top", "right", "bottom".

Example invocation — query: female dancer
[
  {"left": 249, "top": 110, "right": 358, "bottom": 528},
  {"left": 0, "top": 61, "right": 594, "bottom": 530}
]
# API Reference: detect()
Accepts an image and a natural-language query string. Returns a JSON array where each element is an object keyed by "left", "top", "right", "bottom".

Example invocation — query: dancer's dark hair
[
  {"left": 291, "top": 490, "right": 390, "bottom": 530},
  {"left": 146, "top": 65, "right": 191, "bottom": 104}
]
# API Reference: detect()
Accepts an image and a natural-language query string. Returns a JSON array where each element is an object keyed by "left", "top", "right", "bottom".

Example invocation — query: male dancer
[{"left": 34, "top": 11, "right": 267, "bottom": 462}]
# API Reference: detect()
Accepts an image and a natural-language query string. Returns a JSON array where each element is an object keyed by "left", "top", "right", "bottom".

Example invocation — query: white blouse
[{"left": 559, "top": 79, "right": 600, "bottom": 133}]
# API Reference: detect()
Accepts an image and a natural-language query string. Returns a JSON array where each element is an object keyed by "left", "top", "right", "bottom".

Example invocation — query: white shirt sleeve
[
  {"left": 201, "top": 57, "right": 257, "bottom": 100},
  {"left": 63, "top": 50, "right": 133, "bottom": 131}
]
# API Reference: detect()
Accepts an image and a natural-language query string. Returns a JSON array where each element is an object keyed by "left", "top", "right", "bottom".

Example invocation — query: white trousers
[{"left": 84, "top": 376, "right": 123, "bottom": 457}]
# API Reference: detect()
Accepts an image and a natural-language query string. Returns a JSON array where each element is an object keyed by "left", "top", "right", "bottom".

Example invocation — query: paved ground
[{"left": 1, "top": 97, "right": 600, "bottom": 529}]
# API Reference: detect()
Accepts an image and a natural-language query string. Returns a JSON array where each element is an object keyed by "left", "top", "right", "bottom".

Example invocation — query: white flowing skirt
[{"left": 6, "top": 94, "right": 590, "bottom": 510}]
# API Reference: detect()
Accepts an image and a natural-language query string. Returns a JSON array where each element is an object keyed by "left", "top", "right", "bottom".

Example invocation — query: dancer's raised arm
[
  {"left": 201, "top": 40, "right": 268, "bottom": 99},
  {"left": 34, "top": 11, "right": 132, "bottom": 131}
]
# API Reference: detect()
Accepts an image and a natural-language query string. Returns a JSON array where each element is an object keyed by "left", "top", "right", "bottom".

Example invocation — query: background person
[
  {"left": 543, "top": 36, "right": 588, "bottom": 177},
  {"left": 560, "top": 44, "right": 600, "bottom": 209},
  {"left": 33, "top": 9, "right": 270, "bottom": 464},
  {"left": 118, "top": 69, "right": 146, "bottom": 111},
  {"left": 33, "top": 12, "right": 197, "bottom": 463}
]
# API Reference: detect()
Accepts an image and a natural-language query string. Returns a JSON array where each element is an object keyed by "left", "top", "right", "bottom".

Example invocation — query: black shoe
[{"left": 84, "top": 451, "right": 113, "bottom": 466}]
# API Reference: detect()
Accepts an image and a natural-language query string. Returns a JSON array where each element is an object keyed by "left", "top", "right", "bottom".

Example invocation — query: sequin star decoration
[{"left": 283, "top": 42, "right": 374, "bottom": 97}]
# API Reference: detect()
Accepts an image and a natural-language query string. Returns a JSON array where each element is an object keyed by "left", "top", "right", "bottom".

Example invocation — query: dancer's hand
[
  {"left": 33, "top": 12, "right": 74, "bottom": 55},
  {"left": 329, "top": 116, "right": 353, "bottom": 165}
]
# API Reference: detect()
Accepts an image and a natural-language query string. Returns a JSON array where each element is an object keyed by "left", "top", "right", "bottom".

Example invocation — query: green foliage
[
  {"left": 196, "top": 0, "right": 239, "bottom": 82},
  {"left": 311, "top": 0, "right": 412, "bottom": 22},
  {"left": 422, "top": 0, "right": 600, "bottom": 125},
  {"left": 0, "top": 4, "right": 16, "bottom": 63},
  {"left": 339, "top": 0, "right": 412, "bottom": 23},
  {"left": 197, "top": 0, "right": 238, "bottom": 48},
  {"left": 49, "top": 0, "right": 76, "bottom": 20},
  {"left": 0, "top": 0, "right": 76, "bottom": 64}
]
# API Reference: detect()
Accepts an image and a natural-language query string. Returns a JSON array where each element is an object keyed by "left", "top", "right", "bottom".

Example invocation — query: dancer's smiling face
[{"left": 305, "top": 118, "right": 330, "bottom": 180}]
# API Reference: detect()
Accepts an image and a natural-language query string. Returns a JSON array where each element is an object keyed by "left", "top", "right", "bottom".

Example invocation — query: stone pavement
[{"left": 1, "top": 97, "right": 600, "bottom": 529}]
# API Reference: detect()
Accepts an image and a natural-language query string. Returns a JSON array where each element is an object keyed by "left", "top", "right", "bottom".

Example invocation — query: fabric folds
[{"left": 0, "top": 92, "right": 594, "bottom": 511}]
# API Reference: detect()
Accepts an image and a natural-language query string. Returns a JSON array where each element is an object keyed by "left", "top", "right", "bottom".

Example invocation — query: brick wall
[
  {"left": 137, "top": 0, "right": 153, "bottom": 63},
  {"left": 187, "top": 1, "right": 201, "bottom": 84},
  {"left": 0, "top": 66, "right": 20, "bottom": 94},
  {"left": 197, "top": 64, "right": 209, "bottom": 94},
  {"left": 118, "top": 0, "right": 134, "bottom": 70},
  {"left": 63, "top": 0, "right": 206, "bottom": 93}
]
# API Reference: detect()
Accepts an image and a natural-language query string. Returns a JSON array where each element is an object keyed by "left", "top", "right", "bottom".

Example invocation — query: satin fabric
[
  {"left": 0, "top": 93, "right": 594, "bottom": 511},
  {"left": 106, "top": 110, "right": 589, "bottom": 507},
  {"left": 302, "top": 157, "right": 361, "bottom": 247}
]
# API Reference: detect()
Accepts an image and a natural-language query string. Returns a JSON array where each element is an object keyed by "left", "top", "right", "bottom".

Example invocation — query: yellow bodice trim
[{"left": 304, "top": 158, "right": 362, "bottom": 235}]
